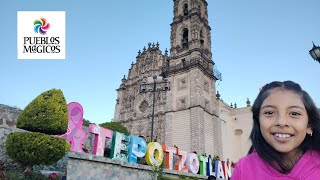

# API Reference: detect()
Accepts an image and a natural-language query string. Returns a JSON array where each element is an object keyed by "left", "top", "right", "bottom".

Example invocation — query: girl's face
[{"left": 259, "top": 89, "right": 311, "bottom": 155}]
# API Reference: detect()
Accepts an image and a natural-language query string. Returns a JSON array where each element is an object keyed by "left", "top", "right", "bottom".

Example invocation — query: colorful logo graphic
[{"left": 34, "top": 18, "right": 50, "bottom": 35}]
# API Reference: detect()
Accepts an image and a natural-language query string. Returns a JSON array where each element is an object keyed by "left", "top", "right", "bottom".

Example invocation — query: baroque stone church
[{"left": 114, "top": 0, "right": 253, "bottom": 162}]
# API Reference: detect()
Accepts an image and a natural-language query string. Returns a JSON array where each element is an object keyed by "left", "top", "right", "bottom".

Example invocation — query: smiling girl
[{"left": 232, "top": 81, "right": 320, "bottom": 179}]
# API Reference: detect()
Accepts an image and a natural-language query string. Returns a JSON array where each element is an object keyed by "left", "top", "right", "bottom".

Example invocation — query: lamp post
[
  {"left": 309, "top": 42, "right": 320, "bottom": 63},
  {"left": 139, "top": 76, "right": 170, "bottom": 142}
]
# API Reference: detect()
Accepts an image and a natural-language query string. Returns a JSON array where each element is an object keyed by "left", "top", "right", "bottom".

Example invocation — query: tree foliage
[
  {"left": 5, "top": 132, "right": 70, "bottom": 166},
  {"left": 82, "top": 118, "right": 91, "bottom": 127},
  {"left": 99, "top": 121, "right": 129, "bottom": 134},
  {"left": 17, "top": 89, "right": 68, "bottom": 135},
  {"left": 6, "top": 89, "right": 70, "bottom": 168}
]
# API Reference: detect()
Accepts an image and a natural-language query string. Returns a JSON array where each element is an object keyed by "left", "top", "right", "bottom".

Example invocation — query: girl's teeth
[{"left": 275, "top": 133, "right": 291, "bottom": 138}]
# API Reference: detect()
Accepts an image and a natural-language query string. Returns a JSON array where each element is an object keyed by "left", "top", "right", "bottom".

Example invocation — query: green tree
[
  {"left": 17, "top": 89, "right": 68, "bottom": 134},
  {"left": 99, "top": 121, "right": 129, "bottom": 134},
  {"left": 6, "top": 132, "right": 69, "bottom": 166},
  {"left": 5, "top": 89, "right": 70, "bottom": 175},
  {"left": 82, "top": 118, "right": 91, "bottom": 127}
]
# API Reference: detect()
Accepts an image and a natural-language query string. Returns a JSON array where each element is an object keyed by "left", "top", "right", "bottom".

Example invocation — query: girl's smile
[{"left": 273, "top": 132, "right": 293, "bottom": 143}]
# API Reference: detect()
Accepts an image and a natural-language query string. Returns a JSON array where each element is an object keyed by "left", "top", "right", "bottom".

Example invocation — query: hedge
[
  {"left": 17, "top": 89, "right": 68, "bottom": 135},
  {"left": 5, "top": 132, "right": 70, "bottom": 166},
  {"left": 99, "top": 122, "right": 129, "bottom": 134}
]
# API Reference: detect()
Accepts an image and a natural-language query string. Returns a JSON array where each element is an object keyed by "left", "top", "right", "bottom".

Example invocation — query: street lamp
[
  {"left": 309, "top": 42, "right": 320, "bottom": 63},
  {"left": 139, "top": 76, "right": 170, "bottom": 142}
]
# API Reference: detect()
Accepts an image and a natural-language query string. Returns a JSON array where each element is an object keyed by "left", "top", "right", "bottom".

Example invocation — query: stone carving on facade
[
  {"left": 177, "top": 96, "right": 187, "bottom": 110},
  {"left": 139, "top": 100, "right": 148, "bottom": 113},
  {"left": 177, "top": 77, "right": 187, "bottom": 90},
  {"left": 204, "top": 80, "right": 209, "bottom": 92}
]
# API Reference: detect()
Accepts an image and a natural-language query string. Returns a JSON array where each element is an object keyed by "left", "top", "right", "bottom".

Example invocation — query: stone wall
[
  {"left": 0, "top": 104, "right": 22, "bottom": 127},
  {"left": 67, "top": 152, "right": 209, "bottom": 180},
  {"left": 0, "top": 126, "right": 26, "bottom": 171}
]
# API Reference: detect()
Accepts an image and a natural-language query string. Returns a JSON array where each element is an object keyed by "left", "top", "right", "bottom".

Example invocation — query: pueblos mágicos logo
[
  {"left": 34, "top": 18, "right": 50, "bottom": 35},
  {"left": 17, "top": 11, "right": 65, "bottom": 59},
  {"left": 22, "top": 17, "right": 60, "bottom": 54}
]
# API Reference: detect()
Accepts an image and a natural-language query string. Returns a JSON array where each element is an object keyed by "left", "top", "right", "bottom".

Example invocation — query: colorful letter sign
[
  {"left": 128, "top": 135, "right": 147, "bottom": 163},
  {"left": 59, "top": 102, "right": 235, "bottom": 179},
  {"left": 88, "top": 124, "right": 113, "bottom": 156},
  {"left": 186, "top": 153, "right": 200, "bottom": 174},
  {"left": 110, "top": 132, "right": 130, "bottom": 162},
  {"left": 174, "top": 150, "right": 188, "bottom": 172},
  {"left": 59, "top": 102, "right": 86, "bottom": 153},
  {"left": 145, "top": 142, "right": 164, "bottom": 166}
]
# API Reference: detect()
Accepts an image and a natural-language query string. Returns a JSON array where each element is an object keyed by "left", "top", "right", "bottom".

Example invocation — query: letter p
[{"left": 128, "top": 135, "right": 147, "bottom": 163}]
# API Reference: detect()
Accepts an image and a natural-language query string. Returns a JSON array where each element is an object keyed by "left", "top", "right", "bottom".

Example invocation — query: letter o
[
  {"left": 145, "top": 142, "right": 164, "bottom": 166},
  {"left": 186, "top": 153, "right": 200, "bottom": 174}
]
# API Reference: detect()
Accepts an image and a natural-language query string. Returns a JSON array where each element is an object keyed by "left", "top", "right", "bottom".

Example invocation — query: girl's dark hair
[{"left": 249, "top": 80, "right": 320, "bottom": 174}]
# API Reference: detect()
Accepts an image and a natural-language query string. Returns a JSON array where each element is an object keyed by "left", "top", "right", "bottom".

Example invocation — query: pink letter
[
  {"left": 89, "top": 124, "right": 113, "bottom": 156},
  {"left": 59, "top": 102, "right": 86, "bottom": 153}
]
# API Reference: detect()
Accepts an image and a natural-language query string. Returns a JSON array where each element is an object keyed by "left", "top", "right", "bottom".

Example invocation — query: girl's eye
[
  {"left": 290, "top": 112, "right": 301, "bottom": 116},
  {"left": 263, "top": 111, "right": 274, "bottom": 115}
]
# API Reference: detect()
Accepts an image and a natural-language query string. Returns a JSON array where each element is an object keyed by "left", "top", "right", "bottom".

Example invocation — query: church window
[
  {"left": 200, "top": 30, "right": 204, "bottom": 45},
  {"left": 139, "top": 100, "right": 148, "bottom": 113},
  {"left": 182, "top": 29, "right": 189, "bottom": 48},
  {"left": 183, "top": 4, "right": 188, "bottom": 16},
  {"left": 234, "top": 129, "right": 243, "bottom": 136},
  {"left": 182, "top": 58, "right": 186, "bottom": 67}
]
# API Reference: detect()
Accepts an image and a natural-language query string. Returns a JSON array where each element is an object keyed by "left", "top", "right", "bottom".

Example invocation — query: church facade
[{"left": 114, "top": 0, "right": 252, "bottom": 162}]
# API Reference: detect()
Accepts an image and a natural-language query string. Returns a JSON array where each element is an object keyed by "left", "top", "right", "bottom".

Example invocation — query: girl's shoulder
[
  {"left": 310, "top": 150, "right": 320, "bottom": 158},
  {"left": 232, "top": 151, "right": 275, "bottom": 179},
  {"left": 295, "top": 150, "right": 320, "bottom": 179},
  {"left": 236, "top": 151, "right": 263, "bottom": 166},
  {"left": 232, "top": 150, "right": 320, "bottom": 179},
  {"left": 239, "top": 151, "right": 261, "bottom": 163},
  {"left": 304, "top": 150, "right": 320, "bottom": 164}
]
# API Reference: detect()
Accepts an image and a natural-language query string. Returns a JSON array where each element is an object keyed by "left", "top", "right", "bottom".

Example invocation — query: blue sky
[{"left": 0, "top": 0, "right": 319, "bottom": 124}]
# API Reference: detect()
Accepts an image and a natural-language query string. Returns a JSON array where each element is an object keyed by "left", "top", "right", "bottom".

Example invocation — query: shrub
[
  {"left": 17, "top": 89, "right": 68, "bottom": 135},
  {"left": 99, "top": 122, "right": 129, "bottom": 134},
  {"left": 5, "top": 132, "right": 70, "bottom": 166},
  {"left": 83, "top": 118, "right": 91, "bottom": 127}
]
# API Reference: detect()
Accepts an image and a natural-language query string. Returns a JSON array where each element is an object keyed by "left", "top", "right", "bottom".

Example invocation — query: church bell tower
[
  {"left": 170, "top": 0, "right": 213, "bottom": 61},
  {"left": 162, "top": 0, "right": 222, "bottom": 156}
]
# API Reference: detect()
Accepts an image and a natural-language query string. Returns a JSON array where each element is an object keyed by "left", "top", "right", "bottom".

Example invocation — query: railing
[{"left": 163, "top": 58, "right": 218, "bottom": 78}]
